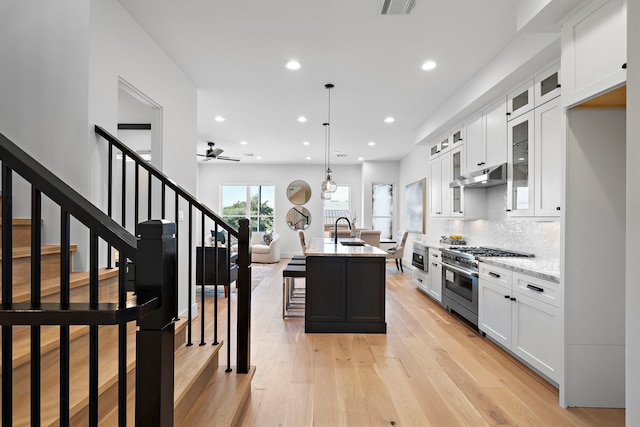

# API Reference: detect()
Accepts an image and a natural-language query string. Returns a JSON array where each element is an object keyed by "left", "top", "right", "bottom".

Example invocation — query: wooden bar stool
[{"left": 282, "top": 263, "right": 306, "bottom": 318}]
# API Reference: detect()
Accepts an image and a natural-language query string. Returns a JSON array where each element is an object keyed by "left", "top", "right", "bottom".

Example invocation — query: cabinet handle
[
  {"left": 622, "top": 63, "right": 627, "bottom": 69},
  {"left": 506, "top": 209, "right": 512, "bottom": 212},
  {"left": 432, "top": 254, "right": 439, "bottom": 258},
  {"left": 510, "top": 297, "right": 517, "bottom": 301},
  {"left": 556, "top": 207, "right": 561, "bottom": 211},
  {"left": 504, "top": 295, "right": 510, "bottom": 299},
  {"left": 432, "top": 262, "right": 438, "bottom": 267},
  {"left": 488, "top": 272, "right": 501, "bottom": 278},
  {"left": 526, "top": 284, "right": 544, "bottom": 293},
  {"left": 556, "top": 84, "right": 561, "bottom": 88},
  {"left": 416, "top": 277, "right": 423, "bottom": 283},
  {"left": 506, "top": 112, "right": 511, "bottom": 116}
]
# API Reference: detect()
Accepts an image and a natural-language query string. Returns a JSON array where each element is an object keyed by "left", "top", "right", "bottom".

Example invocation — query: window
[
  {"left": 221, "top": 185, "right": 275, "bottom": 232},
  {"left": 372, "top": 183, "right": 394, "bottom": 239},
  {"left": 323, "top": 185, "right": 350, "bottom": 234}
]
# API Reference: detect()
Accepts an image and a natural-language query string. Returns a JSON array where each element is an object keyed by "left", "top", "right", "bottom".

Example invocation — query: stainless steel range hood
[{"left": 449, "top": 163, "right": 507, "bottom": 188}]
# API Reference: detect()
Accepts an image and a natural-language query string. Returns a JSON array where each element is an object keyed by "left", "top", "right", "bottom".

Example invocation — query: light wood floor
[{"left": 230, "top": 259, "right": 624, "bottom": 426}]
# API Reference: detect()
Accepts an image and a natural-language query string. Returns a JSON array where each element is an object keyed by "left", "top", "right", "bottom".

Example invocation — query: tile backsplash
[{"left": 424, "top": 186, "right": 560, "bottom": 261}]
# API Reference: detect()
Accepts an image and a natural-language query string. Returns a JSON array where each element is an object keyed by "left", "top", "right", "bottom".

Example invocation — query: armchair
[{"left": 195, "top": 246, "right": 238, "bottom": 297}]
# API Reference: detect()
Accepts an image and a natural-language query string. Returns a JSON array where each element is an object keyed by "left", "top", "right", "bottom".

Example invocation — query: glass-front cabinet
[
  {"left": 450, "top": 145, "right": 464, "bottom": 217},
  {"left": 507, "top": 110, "right": 535, "bottom": 216}
]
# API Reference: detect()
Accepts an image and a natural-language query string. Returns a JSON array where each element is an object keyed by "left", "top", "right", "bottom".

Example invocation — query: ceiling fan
[{"left": 197, "top": 141, "right": 240, "bottom": 162}]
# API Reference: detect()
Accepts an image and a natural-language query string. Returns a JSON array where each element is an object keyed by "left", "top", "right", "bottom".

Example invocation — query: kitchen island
[{"left": 304, "top": 238, "right": 387, "bottom": 333}]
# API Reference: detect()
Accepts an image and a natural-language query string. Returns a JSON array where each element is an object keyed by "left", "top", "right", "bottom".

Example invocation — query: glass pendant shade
[{"left": 320, "top": 190, "right": 332, "bottom": 200}]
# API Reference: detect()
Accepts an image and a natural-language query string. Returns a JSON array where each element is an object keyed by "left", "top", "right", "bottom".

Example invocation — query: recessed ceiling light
[
  {"left": 256, "top": 156, "right": 262, "bottom": 160},
  {"left": 368, "top": 141, "right": 376, "bottom": 146},
  {"left": 421, "top": 60, "right": 437, "bottom": 71},
  {"left": 358, "top": 157, "right": 364, "bottom": 161},
  {"left": 214, "top": 116, "right": 225, "bottom": 122},
  {"left": 306, "top": 156, "right": 311, "bottom": 160},
  {"left": 298, "top": 116, "right": 307, "bottom": 123},
  {"left": 240, "top": 141, "right": 248, "bottom": 145},
  {"left": 285, "top": 60, "right": 301, "bottom": 70},
  {"left": 384, "top": 117, "right": 395, "bottom": 123},
  {"left": 303, "top": 141, "right": 310, "bottom": 146}
]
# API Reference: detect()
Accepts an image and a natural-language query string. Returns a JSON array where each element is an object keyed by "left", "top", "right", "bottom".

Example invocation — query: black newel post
[
  {"left": 134, "top": 220, "right": 177, "bottom": 427},
  {"left": 236, "top": 218, "right": 251, "bottom": 373}
]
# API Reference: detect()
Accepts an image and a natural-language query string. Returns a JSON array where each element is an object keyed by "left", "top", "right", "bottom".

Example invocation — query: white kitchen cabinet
[
  {"left": 534, "top": 62, "right": 561, "bottom": 107},
  {"left": 483, "top": 98, "right": 508, "bottom": 169},
  {"left": 463, "top": 112, "right": 484, "bottom": 174},
  {"left": 450, "top": 126, "right": 464, "bottom": 150},
  {"left": 507, "top": 97, "right": 561, "bottom": 218},
  {"left": 428, "top": 134, "right": 451, "bottom": 160},
  {"left": 507, "top": 110, "right": 535, "bottom": 216},
  {"left": 478, "top": 264, "right": 562, "bottom": 383},
  {"left": 427, "top": 249, "right": 442, "bottom": 302},
  {"left": 478, "top": 279, "right": 512, "bottom": 348},
  {"left": 430, "top": 152, "right": 451, "bottom": 217},
  {"left": 450, "top": 145, "right": 464, "bottom": 217},
  {"left": 464, "top": 99, "right": 508, "bottom": 175},
  {"left": 561, "top": 0, "right": 626, "bottom": 107},
  {"left": 413, "top": 268, "right": 430, "bottom": 295},
  {"left": 511, "top": 273, "right": 561, "bottom": 383},
  {"left": 507, "top": 80, "right": 534, "bottom": 120},
  {"left": 534, "top": 97, "right": 562, "bottom": 216}
]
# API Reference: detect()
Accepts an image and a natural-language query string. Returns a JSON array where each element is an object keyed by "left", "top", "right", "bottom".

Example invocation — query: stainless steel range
[{"left": 441, "top": 246, "right": 534, "bottom": 326}]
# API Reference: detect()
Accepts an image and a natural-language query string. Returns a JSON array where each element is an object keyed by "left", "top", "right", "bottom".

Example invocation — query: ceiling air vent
[{"left": 379, "top": 0, "right": 416, "bottom": 15}]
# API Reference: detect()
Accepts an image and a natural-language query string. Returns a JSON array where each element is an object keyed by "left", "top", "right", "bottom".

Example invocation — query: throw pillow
[{"left": 262, "top": 232, "right": 273, "bottom": 246}]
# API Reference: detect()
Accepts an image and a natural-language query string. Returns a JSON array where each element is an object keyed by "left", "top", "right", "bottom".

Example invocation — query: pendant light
[{"left": 320, "top": 83, "right": 337, "bottom": 197}]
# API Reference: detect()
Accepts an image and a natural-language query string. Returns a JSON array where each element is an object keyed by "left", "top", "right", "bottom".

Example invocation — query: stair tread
[
  {"left": 0, "top": 243, "right": 77, "bottom": 260},
  {"left": 11, "top": 267, "right": 120, "bottom": 302},
  {"left": 179, "top": 366, "right": 256, "bottom": 427},
  {"left": 0, "top": 217, "right": 31, "bottom": 225}
]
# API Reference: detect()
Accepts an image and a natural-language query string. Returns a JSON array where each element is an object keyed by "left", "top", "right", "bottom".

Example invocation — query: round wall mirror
[
  {"left": 286, "top": 180, "right": 311, "bottom": 205},
  {"left": 286, "top": 207, "right": 311, "bottom": 230}
]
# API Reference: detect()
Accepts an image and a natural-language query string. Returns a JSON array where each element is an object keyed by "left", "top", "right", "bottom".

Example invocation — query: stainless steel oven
[{"left": 441, "top": 259, "right": 479, "bottom": 326}]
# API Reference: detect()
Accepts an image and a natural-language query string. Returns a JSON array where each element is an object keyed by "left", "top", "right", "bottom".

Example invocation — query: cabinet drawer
[
  {"left": 512, "top": 272, "right": 560, "bottom": 308},
  {"left": 479, "top": 263, "right": 512, "bottom": 287}
]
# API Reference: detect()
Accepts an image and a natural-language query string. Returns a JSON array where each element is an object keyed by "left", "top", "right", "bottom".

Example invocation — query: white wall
[
  {"left": 197, "top": 163, "right": 363, "bottom": 258},
  {"left": 626, "top": 0, "right": 639, "bottom": 420},
  {"left": 0, "top": 0, "right": 92, "bottom": 253}
]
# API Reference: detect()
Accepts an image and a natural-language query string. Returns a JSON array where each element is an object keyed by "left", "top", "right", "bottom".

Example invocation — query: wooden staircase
[{"left": 0, "top": 205, "right": 253, "bottom": 426}]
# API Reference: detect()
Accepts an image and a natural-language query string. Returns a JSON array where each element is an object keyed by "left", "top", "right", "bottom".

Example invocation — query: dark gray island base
[{"left": 304, "top": 251, "right": 387, "bottom": 334}]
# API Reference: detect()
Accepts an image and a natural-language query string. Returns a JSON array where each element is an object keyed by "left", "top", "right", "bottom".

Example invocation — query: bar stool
[{"left": 282, "top": 263, "right": 306, "bottom": 318}]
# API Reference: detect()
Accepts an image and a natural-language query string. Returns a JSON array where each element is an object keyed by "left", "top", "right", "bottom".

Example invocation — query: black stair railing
[
  {"left": 94, "top": 125, "right": 251, "bottom": 373},
  {"left": 0, "top": 132, "right": 177, "bottom": 425}
]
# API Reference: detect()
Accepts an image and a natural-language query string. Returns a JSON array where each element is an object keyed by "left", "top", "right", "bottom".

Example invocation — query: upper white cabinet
[
  {"left": 534, "top": 97, "right": 562, "bottom": 216},
  {"left": 464, "top": 98, "right": 508, "bottom": 176},
  {"left": 430, "top": 151, "right": 451, "bottom": 217},
  {"left": 484, "top": 98, "right": 508, "bottom": 169},
  {"left": 507, "top": 110, "right": 535, "bottom": 216},
  {"left": 507, "top": 96, "right": 562, "bottom": 217},
  {"left": 450, "top": 145, "right": 464, "bottom": 217},
  {"left": 507, "top": 81, "right": 534, "bottom": 120},
  {"left": 463, "top": 112, "right": 484, "bottom": 174},
  {"left": 429, "top": 134, "right": 452, "bottom": 160},
  {"left": 562, "top": 0, "right": 627, "bottom": 107},
  {"left": 534, "top": 62, "right": 561, "bottom": 107}
]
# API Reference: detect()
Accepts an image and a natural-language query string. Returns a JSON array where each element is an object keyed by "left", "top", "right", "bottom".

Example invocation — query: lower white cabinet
[
  {"left": 428, "top": 250, "right": 442, "bottom": 302},
  {"left": 479, "top": 264, "right": 561, "bottom": 383}
]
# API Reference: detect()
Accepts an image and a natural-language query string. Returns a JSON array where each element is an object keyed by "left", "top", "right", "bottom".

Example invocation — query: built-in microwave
[{"left": 411, "top": 242, "right": 428, "bottom": 272}]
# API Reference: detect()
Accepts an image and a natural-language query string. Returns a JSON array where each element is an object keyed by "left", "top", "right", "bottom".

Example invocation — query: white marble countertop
[
  {"left": 306, "top": 237, "right": 388, "bottom": 257},
  {"left": 411, "top": 241, "right": 560, "bottom": 282},
  {"left": 478, "top": 257, "right": 560, "bottom": 283}
]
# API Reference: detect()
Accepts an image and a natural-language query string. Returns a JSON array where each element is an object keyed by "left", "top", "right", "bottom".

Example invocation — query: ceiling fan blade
[{"left": 217, "top": 155, "right": 240, "bottom": 162}]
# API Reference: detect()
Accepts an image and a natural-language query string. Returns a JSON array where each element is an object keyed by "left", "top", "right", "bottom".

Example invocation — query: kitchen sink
[{"left": 340, "top": 241, "right": 365, "bottom": 246}]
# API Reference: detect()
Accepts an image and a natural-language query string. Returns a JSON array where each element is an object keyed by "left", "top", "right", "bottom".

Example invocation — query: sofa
[{"left": 233, "top": 231, "right": 281, "bottom": 263}]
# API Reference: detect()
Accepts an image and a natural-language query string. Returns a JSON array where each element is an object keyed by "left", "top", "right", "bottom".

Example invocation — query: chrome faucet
[{"left": 334, "top": 217, "right": 352, "bottom": 244}]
